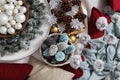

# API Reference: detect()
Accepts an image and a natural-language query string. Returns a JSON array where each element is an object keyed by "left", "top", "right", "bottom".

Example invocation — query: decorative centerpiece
[
  {"left": 0, "top": 0, "right": 29, "bottom": 38},
  {"left": 46, "top": 0, "right": 87, "bottom": 43},
  {"left": 40, "top": 33, "right": 75, "bottom": 66}
]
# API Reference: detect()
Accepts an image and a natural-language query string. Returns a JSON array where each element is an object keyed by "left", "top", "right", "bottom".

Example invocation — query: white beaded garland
[
  {"left": 7, "top": 27, "right": 15, "bottom": 34},
  {"left": 19, "top": 6, "right": 27, "bottom": 13},
  {"left": 15, "top": 13, "right": 26, "bottom": 23},
  {"left": 14, "top": 23, "right": 22, "bottom": 30},
  {"left": 7, "top": 0, "right": 16, "bottom": 3},
  {"left": 0, "top": 26, "right": 7, "bottom": 34},
  {"left": 9, "top": 4, "right": 15, "bottom": 10}
]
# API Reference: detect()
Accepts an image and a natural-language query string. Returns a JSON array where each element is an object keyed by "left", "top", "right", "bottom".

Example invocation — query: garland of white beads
[{"left": 0, "top": 0, "right": 27, "bottom": 35}]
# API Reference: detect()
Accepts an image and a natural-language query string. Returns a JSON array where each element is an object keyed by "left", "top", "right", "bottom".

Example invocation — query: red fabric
[
  {"left": 110, "top": 0, "right": 120, "bottom": 11},
  {"left": 60, "top": 64, "right": 83, "bottom": 79},
  {"left": 0, "top": 63, "right": 33, "bottom": 80},
  {"left": 88, "top": 7, "right": 111, "bottom": 39}
]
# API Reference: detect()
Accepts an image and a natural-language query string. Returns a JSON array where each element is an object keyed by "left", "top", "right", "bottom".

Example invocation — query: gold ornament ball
[
  {"left": 69, "top": 35, "right": 77, "bottom": 43},
  {"left": 51, "top": 26, "right": 59, "bottom": 33}
]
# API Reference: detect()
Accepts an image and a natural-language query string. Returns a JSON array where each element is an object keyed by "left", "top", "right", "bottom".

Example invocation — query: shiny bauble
[
  {"left": 6, "top": 10, "right": 13, "bottom": 15},
  {"left": 15, "top": 13, "right": 26, "bottom": 23},
  {"left": 69, "top": 35, "right": 77, "bottom": 43},
  {"left": 0, "top": 26, "right": 7, "bottom": 34},
  {"left": 0, "top": 0, "right": 6, "bottom": 5},
  {"left": 50, "top": 25, "right": 59, "bottom": 33},
  {"left": 0, "top": 14, "right": 8, "bottom": 25},
  {"left": 19, "top": 7, "right": 27, "bottom": 13},
  {"left": 8, "top": 27, "right": 15, "bottom": 34},
  {"left": 15, "top": 23, "right": 22, "bottom": 30}
]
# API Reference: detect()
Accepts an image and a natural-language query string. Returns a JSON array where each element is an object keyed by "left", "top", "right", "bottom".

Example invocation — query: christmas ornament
[
  {"left": 19, "top": 6, "right": 27, "bottom": 13},
  {"left": 0, "top": 26, "right": 7, "bottom": 34},
  {"left": 49, "top": 45, "right": 58, "bottom": 56},
  {"left": 15, "top": 13, "right": 26, "bottom": 23},
  {"left": 55, "top": 51, "right": 65, "bottom": 62},
  {"left": 14, "top": 23, "right": 22, "bottom": 30},
  {"left": 50, "top": 25, "right": 59, "bottom": 33},
  {"left": 59, "top": 33, "right": 69, "bottom": 43},
  {"left": 69, "top": 35, "right": 77, "bottom": 43},
  {"left": 0, "top": 14, "right": 8, "bottom": 25},
  {"left": 7, "top": 27, "right": 15, "bottom": 34},
  {"left": 57, "top": 42, "right": 69, "bottom": 51}
]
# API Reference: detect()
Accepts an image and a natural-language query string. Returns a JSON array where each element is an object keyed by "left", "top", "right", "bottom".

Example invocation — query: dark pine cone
[
  {"left": 60, "top": 0, "right": 72, "bottom": 12},
  {"left": 52, "top": 10, "right": 65, "bottom": 23},
  {"left": 71, "top": 0, "right": 81, "bottom": 6},
  {"left": 65, "top": 24, "right": 72, "bottom": 33},
  {"left": 63, "top": 15, "right": 72, "bottom": 24},
  {"left": 74, "top": 13, "right": 86, "bottom": 22}
]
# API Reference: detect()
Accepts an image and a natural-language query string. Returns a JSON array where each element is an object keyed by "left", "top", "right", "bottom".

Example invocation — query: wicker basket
[
  {"left": 39, "top": 33, "right": 74, "bottom": 66},
  {"left": 0, "top": 0, "right": 29, "bottom": 38}
]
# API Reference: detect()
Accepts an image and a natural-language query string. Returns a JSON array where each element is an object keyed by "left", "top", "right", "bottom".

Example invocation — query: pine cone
[
  {"left": 60, "top": 0, "right": 72, "bottom": 12},
  {"left": 74, "top": 13, "right": 86, "bottom": 22},
  {"left": 71, "top": 0, "right": 81, "bottom": 6},
  {"left": 63, "top": 15, "right": 72, "bottom": 24}
]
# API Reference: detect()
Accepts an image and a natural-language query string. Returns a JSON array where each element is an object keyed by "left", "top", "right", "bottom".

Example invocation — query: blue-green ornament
[
  {"left": 59, "top": 33, "right": 69, "bottom": 43},
  {"left": 55, "top": 51, "right": 65, "bottom": 62},
  {"left": 43, "top": 48, "right": 50, "bottom": 57},
  {"left": 64, "top": 45, "right": 75, "bottom": 54}
]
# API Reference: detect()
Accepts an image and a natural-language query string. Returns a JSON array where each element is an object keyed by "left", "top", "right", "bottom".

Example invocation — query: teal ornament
[
  {"left": 64, "top": 45, "right": 75, "bottom": 54},
  {"left": 59, "top": 33, "right": 69, "bottom": 43},
  {"left": 55, "top": 51, "right": 65, "bottom": 62},
  {"left": 43, "top": 48, "right": 50, "bottom": 57}
]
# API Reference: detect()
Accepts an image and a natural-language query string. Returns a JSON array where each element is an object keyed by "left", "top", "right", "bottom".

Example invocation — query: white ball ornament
[
  {"left": 19, "top": 7, "right": 27, "bottom": 13},
  {"left": 15, "top": 23, "right": 22, "bottom": 30},
  {"left": 15, "top": 13, "right": 26, "bottom": 23},
  {"left": 0, "top": 13, "right": 8, "bottom": 25},
  {"left": 6, "top": 23, "right": 11, "bottom": 28},
  {"left": 7, "top": 0, "right": 15, "bottom": 3},
  {"left": 3, "top": 4, "right": 9, "bottom": 10},
  {"left": 0, "top": 26, "right": 7, "bottom": 34},
  {"left": 6, "top": 10, "right": 13, "bottom": 15},
  {"left": 9, "top": 4, "right": 15, "bottom": 10},
  {"left": 17, "top": 1, "right": 23, "bottom": 6},
  {"left": 8, "top": 27, "right": 15, "bottom": 34},
  {"left": 13, "top": 9, "right": 18, "bottom": 14},
  {"left": 10, "top": 20, "right": 16, "bottom": 25},
  {"left": 0, "top": 0, "right": 6, "bottom": 5}
]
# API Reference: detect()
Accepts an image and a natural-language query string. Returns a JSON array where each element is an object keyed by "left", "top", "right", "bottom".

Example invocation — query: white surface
[{"left": 0, "top": 0, "right": 50, "bottom": 61}]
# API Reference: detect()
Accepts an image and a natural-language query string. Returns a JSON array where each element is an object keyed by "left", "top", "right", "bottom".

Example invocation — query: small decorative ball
[
  {"left": 64, "top": 45, "right": 76, "bottom": 54},
  {"left": 19, "top": 6, "right": 27, "bottom": 13},
  {"left": 16, "top": 6, "right": 21, "bottom": 9},
  {"left": 13, "top": 9, "right": 18, "bottom": 14},
  {"left": 55, "top": 51, "right": 65, "bottom": 62},
  {"left": 7, "top": 27, "right": 15, "bottom": 34},
  {"left": 17, "top": 1, "right": 23, "bottom": 6},
  {"left": 49, "top": 45, "right": 58, "bottom": 56},
  {"left": 3, "top": 4, "right": 9, "bottom": 10},
  {"left": 6, "top": 23, "right": 11, "bottom": 28},
  {"left": 0, "top": 26, "right": 7, "bottom": 34},
  {"left": 10, "top": 20, "right": 16, "bottom": 25},
  {"left": 8, "top": 16, "right": 13, "bottom": 21},
  {"left": 6, "top": 10, "right": 13, "bottom": 15},
  {"left": 0, "top": 0, "right": 6, "bottom": 5},
  {"left": 69, "top": 35, "right": 77, "bottom": 43},
  {"left": 59, "top": 33, "right": 69, "bottom": 43},
  {"left": 7, "top": 0, "right": 15, "bottom": 3},
  {"left": 9, "top": 4, "right": 15, "bottom": 10},
  {"left": 50, "top": 25, "right": 59, "bottom": 33},
  {"left": 57, "top": 42, "right": 69, "bottom": 51},
  {"left": 15, "top": 13, "right": 26, "bottom": 23},
  {"left": 14, "top": 23, "right": 22, "bottom": 30},
  {"left": 43, "top": 48, "right": 50, "bottom": 57},
  {"left": 0, "top": 14, "right": 8, "bottom": 25}
]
